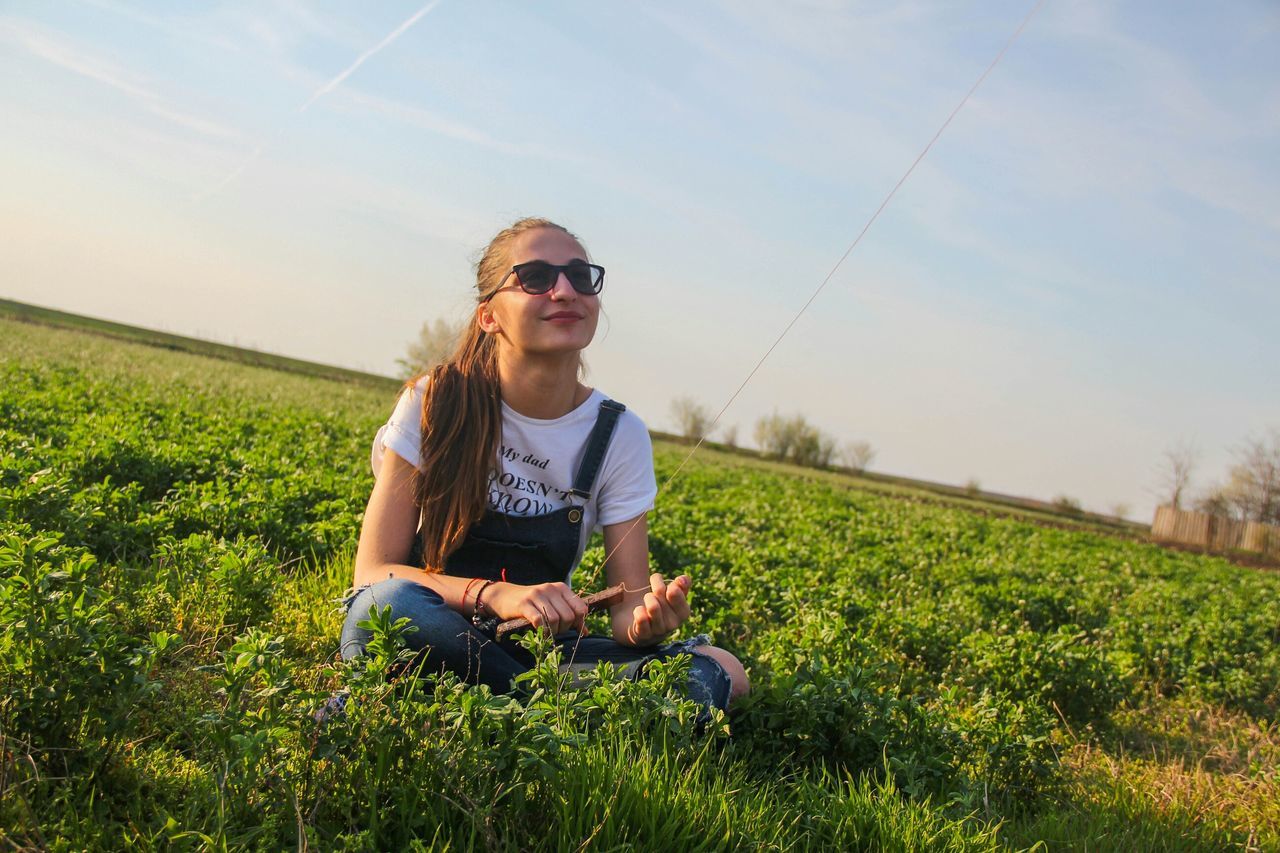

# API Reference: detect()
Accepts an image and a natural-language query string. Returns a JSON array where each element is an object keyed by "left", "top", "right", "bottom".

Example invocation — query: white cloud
[
  {"left": 309, "top": 167, "right": 493, "bottom": 249},
  {"left": 209, "top": 2, "right": 363, "bottom": 57},
  {"left": 75, "top": 0, "right": 243, "bottom": 54},
  {"left": 325, "top": 87, "right": 526, "bottom": 155},
  {"left": 986, "top": 2, "right": 1280, "bottom": 231},
  {"left": 0, "top": 18, "right": 246, "bottom": 144},
  {"left": 261, "top": 0, "right": 368, "bottom": 51}
]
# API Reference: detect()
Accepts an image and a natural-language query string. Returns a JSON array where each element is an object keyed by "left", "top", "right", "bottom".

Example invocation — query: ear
[{"left": 476, "top": 301, "right": 502, "bottom": 335}]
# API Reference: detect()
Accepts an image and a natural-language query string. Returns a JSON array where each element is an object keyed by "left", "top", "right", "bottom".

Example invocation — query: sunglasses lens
[
  {"left": 514, "top": 262, "right": 557, "bottom": 294},
  {"left": 564, "top": 263, "right": 600, "bottom": 294}
]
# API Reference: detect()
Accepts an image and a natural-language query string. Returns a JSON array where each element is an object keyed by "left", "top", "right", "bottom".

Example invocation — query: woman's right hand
[{"left": 486, "top": 582, "right": 587, "bottom": 635}]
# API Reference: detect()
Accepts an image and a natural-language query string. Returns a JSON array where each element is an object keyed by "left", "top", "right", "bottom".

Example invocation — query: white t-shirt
[{"left": 371, "top": 380, "right": 657, "bottom": 577}]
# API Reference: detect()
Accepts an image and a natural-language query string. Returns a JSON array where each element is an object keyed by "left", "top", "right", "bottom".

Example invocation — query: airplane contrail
[
  {"left": 197, "top": 0, "right": 442, "bottom": 201},
  {"left": 299, "top": 0, "right": 442, "bottom": 113}
]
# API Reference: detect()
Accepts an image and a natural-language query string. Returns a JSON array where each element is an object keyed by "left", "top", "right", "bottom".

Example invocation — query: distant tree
[
  {"left": 721, "top": 424, "right": 739, "bottom": 449},
  {"left": 1157, "top": 439, "right": 1198, "bottom": 509},
  {"left": 964, "top": 478, "right": 982, "bottom": 496},
  {"left": 1109, "top": 502, "right": 1131, "bottom": 521},
  {"left": 670, "top": 397, "right": 715, "bottom": 442},
  {"left": 397, "top": 317, "right": 461, "bottom": 378},
  {"left": 842, "top": 440, "right": 876, "bottom": 473},
  {"left": 754, "top": 412, "right": 836, "bottom": 468},
  {"left": 793, "top": 427, "right": 837, "bottom": 468},
  {"left": 1052, "top": 494, "right": 1082, "bottom": 515},
  {"left": 1231, "top": 428, "right": 1280, "bottom": 525},
  {"left": 1195, "top": 488, "right": 1235, "bottom": 519},
  {"left": 754, "top": 411, "right": 795, "bottom": 459},
  {"left": 1200, "top": 428, "right": 1280, "bottom": 524}
]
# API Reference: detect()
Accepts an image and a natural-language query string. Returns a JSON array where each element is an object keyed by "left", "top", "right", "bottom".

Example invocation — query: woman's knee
[
  {"left": 340, "top": 577, "right": 450, "bottom": 660},
  {"left": 692, "top": 646, "right": 750, "bottom": 703},
  {"left": 345, "top": 577, "right": 444, "bottom": 621}
]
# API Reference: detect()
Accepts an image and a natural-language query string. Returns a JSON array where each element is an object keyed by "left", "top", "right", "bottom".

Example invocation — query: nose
[{"left": 548, "top": 271, "right": 578, "bottom": 300}]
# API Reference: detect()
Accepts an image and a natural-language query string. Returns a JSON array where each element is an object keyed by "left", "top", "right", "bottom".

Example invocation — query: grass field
[
  {"left": 0, "top": 298, "right": 1147, "bottom": 536},
  {"left": 2, "top": 317, "right": 1278, "bottom": 850},
  {"left": 0, "top": 297, "right": 400, "bottom": 391}
]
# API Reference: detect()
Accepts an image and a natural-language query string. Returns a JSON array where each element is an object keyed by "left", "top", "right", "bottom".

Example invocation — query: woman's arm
[
  {"left": 354, "top": 450, "right": 476, "bottom": 606},
  {"left": 602, "top": 513, "right": 692, "bottom": 646},
  {"left": 353, "top": 450, "right": 587, "bottom": 632}
]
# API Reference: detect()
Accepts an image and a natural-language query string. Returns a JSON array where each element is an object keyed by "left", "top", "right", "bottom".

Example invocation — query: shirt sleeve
[
  {"left": 371, "top": 381, "right": 425, "bottom": 476},
  {"left": 594, "top": 410, "right": 658, "bottom": 527}
]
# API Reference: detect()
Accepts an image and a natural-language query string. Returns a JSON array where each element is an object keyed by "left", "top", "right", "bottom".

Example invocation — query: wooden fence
[{"left": 1151, "top": 506, "right": 1280, "bottom": 557}]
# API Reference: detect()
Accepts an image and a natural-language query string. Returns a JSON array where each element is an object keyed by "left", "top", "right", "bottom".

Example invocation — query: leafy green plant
[
  {"left": 5, "top": 318, "right": 1280, "bottom": 849},
  {"left": 0, "top": 532, "right": 162, "bottom": 768}
]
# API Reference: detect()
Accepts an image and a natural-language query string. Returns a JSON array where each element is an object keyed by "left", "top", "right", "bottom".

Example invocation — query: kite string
[{"left": 595, "top": 0, "right": 1047, "bottom": 573}]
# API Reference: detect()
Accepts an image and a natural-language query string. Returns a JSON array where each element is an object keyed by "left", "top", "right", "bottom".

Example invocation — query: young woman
[{"left": 340, "top": 218, "right": 748, "bottom": 714}]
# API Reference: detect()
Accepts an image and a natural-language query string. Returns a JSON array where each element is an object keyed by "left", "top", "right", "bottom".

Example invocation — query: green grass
[
  {"left": 2, "top": 297, "right": 1141, "bottom": 532},
  {"left": 3, "top": 317, "right": 1278, "bottom": 850},
  {"left": 0, "top": 296, "right": 400, "bottom": 390},
  {"left": 650, "top": 435, "right": 1150, "bottom": 538}
]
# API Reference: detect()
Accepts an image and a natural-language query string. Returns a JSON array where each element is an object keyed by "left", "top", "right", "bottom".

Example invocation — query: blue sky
[{"left": 2, "top": 0, "right": 1277, "bottom": 520}]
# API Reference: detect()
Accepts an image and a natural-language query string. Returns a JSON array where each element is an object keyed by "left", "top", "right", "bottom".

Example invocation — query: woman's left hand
[{"left": 627, "top": 573, "right": 692, "bottom": 646}]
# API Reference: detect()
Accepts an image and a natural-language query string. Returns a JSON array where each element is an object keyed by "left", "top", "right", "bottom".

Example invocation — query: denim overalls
[{"left": 339, "top": 399, "right": 731, "bottom": 713}]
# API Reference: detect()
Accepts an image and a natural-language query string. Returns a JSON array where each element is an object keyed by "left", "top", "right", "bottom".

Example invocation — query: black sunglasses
[{"left": 493, "top": 260, "right": 605, "bottom": 299}]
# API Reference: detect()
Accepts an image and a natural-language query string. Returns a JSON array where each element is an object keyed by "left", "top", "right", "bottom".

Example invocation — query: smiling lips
[{"left": 543, "top": 311, "right": 584, "bottom": 322}]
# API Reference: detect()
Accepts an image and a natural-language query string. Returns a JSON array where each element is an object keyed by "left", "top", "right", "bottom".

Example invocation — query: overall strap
[{"left": 570, "top": 399, "right": 626, "bottom": 501}]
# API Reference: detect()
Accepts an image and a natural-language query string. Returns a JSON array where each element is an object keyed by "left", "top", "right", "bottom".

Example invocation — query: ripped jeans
[{"left": 339, "top": 578, "right": 732, "bottom": 714}]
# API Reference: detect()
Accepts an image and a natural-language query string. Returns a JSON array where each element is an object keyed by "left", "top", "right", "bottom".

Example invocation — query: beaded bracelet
[{"left": 471, "top": 580, "right": 495, "bottom": 628}]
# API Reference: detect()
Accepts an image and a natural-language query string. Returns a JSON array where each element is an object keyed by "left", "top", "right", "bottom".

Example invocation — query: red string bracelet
[
  {"left": 472, "top": 580, "right": 494, "bottom": 628},
  {"left": 463, "top": 577, "right": 482, "bottom": 616}
]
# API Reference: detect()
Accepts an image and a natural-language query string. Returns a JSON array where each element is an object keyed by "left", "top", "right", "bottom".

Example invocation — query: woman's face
[{"left": 479, "top": 227, "right": 600, "bottom": 358}]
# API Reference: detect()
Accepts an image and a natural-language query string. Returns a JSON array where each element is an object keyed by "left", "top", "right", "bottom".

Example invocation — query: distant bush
[
  {"left": 753, "top": 412, "right": 791, "bottom": 459},
  {"left": 754, "top": 412, "right": 837, "bottom": 468},
  {"left": 793, "top": 429, "right": 837, "bottom": 468},
  {"left": 397, "top": 317, "right": 461, "bottom": 378},
  {"left": 1051, "top": 495, "right": 1083, "bottom": 515},
  {"left": 842, "top": 440, "right": 876, "bottom": 473},
  {"left": 1198, "top": 428, "right": 1280, "bottom": 524},
  {"left": 670, "top": 396, "right": 715, "bottom": 442}
]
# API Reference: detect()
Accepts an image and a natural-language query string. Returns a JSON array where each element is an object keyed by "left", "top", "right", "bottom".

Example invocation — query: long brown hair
[{"left": 410, "top": 217, "right": 584, "bottom": 570}]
